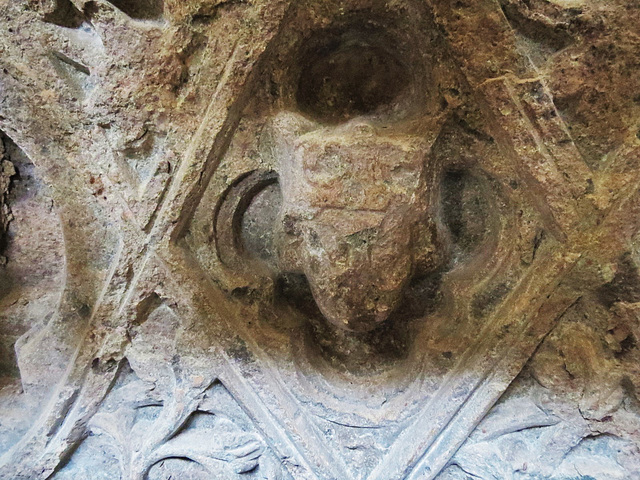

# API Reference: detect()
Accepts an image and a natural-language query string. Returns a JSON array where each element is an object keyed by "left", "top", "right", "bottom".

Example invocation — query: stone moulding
[{"left": 0, "top": 0, "right": 639, "bottom": 479}]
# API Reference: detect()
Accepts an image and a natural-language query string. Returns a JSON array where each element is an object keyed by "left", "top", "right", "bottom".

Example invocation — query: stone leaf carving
[
  {"left": 66, "top": 300, "right": 285, "bottom": 480},
  {"left": 446, "top": 383, "right": 635, "bottom": 480},
  {"left": 441, "top": 293, "right": 640, "bottom": 479},
  {"left": 87, "top": 368, "right": 265, "bottom": 479},
  {"left": 54, "top": 358, "right": 284, "bottom": 480}
]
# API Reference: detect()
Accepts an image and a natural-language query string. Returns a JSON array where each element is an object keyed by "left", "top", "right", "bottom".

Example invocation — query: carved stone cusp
[{"left": 271, "top": 111, "right": 437, "bottom": 332}]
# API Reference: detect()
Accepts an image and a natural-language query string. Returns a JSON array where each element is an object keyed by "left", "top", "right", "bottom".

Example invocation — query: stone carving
[
  {"left": 53, "top": 364, "right": 285, "bottom": 479},
  {"left": 67, "top": 368, "right": 269, "bottom": 479},
  {"left": 0, "top": 0, "right": 639, "bottom": 479},
  {"left": 268, "top": 112, "right": 438, "bottom": 332}
]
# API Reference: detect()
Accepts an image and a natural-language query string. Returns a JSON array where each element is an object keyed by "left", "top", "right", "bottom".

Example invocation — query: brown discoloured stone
[
  {"left": 272, "top": 112, "right": 440, "bottom": 331},
  {"left": 0, "top": 0, "right": 639, "bottom": 479},
  {"left": 0, "top": 136, "right": 15, "bottom": 263}
]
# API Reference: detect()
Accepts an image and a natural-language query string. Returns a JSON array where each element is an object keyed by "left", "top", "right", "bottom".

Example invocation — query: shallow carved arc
[
  {"left": 0, "top": 6, "right": 192, "bottom": 476},
  {"left": 0, "top": 35, "right": 178, "bottom": 476},
  {"left": 0, "top": 135, "right": 115, "bottom": 478}
]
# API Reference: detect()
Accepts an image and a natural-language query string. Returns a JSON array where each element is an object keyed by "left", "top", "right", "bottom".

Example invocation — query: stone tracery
[{"left": 0, "top": 0, "right": 639, "bottom": 479}]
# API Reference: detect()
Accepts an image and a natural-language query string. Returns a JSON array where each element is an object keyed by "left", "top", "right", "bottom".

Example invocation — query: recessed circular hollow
[
  {"left": 213, "top": 170, "right": 279, "bottom": 270},
  {"left": 241, "top": 182, "right": 282, "bottom": 266},
  {"left": 441, "top": 170, "right": 494, "bottom": 261},
  {"left": 296, "top": 36, "right": 412, "bottom": 124}
]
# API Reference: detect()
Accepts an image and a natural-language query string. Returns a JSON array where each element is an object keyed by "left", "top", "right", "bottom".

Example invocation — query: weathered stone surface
[
  {"left": 0, "top": 0, "right": 639, "bottom": 479},
  {"left": 0, "top": 135, "right": 15, "bottom": 265}
]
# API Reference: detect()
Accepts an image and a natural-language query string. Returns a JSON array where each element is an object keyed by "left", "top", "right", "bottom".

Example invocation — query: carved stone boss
[{"left": 1, "top": 0, "right": 638, "bottom": 479}]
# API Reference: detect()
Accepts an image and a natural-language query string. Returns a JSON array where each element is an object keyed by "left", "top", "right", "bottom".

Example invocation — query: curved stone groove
[{"left": 1, "top": 0, "right": 639, "bottom": 479}]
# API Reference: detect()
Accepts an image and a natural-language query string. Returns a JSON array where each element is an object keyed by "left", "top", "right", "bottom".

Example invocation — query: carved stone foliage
[
  {"left": 0, "top": 0, "right": 639, "bottom": 479},
  {"left": 53, "top": 305, "right": 286, "bottom": 480}
]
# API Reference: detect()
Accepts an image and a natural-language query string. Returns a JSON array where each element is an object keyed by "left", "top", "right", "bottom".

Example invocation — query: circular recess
[
  {"left": 291, "top": 19, "right": 423, "bottom": 125},
  {"left": 240, "top": 181, "right": 282, "bottom": 266},
  {"left": 441, "top": 170, "right": 492, "bottom": 260},
  {"left": 296, "top": 39, "right": 410, "bottom": 124},
  {"left": 214, "top": 170, "right": 280, "bottom": 272}
]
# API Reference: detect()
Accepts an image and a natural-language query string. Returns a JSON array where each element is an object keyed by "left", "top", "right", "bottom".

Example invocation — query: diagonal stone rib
[
  {"left": 371, "top": 149, "right": 640, "bottom": 479},
  {"left": 428, "top": 0, "right": 592, "bottom": 240},
  {"left": 362, "top": 1, "right": 615, "bottom": 478},
  {"left": 0, "top": 2, "right": 296, "bottom": 478},
  {"left": 478, "top": 76, "right": 590, "bottom": 239},
  {"left": 160, "top": 244, "right": 353, "bottom": 480},
  {"left": 369, "top": 242, "right": 582, "bottom": 480}
]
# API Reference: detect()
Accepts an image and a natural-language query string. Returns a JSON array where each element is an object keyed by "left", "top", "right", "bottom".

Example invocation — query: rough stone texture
[
  {"left": 0, "top": 134, "right": 15, "bottom": 264},
  {"left": 0, "top": 0, "right": 639, "bottom": 479}
]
